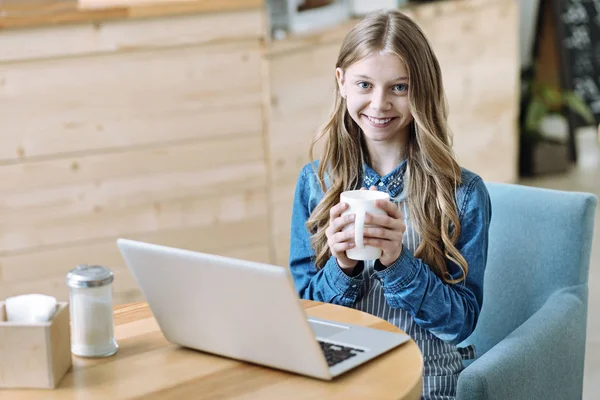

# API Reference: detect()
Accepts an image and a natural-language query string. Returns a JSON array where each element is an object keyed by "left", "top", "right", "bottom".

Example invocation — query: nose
[{"left": 369, "top": 88, "right": 392, "bottom": 113}]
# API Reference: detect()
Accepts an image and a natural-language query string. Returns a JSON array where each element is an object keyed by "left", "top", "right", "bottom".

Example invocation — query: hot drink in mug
[{"left": 340, "top": 190, "right": 391, "bottom": 260}]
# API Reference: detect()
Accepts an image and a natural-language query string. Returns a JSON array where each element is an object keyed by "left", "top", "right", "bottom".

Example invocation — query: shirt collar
[{"left": 362, "top": 159, "right": 407, "bottom": 199}]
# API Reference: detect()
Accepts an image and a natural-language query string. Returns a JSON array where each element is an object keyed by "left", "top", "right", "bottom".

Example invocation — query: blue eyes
[
  {"left": 356, "top": 81, "right": 408, "bottom": 93},
  {"left": 392, "top": 84, "right": 408, "bottom": 92}
]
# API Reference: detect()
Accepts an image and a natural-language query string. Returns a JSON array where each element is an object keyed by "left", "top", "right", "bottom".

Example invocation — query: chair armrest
[{"left": 456, "top": 286, "right": 587, "bottom": 400}]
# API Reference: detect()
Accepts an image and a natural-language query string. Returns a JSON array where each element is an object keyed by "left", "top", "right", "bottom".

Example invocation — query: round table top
[{"left": 4, "top": 300, "right": 423, "bottom": 400}]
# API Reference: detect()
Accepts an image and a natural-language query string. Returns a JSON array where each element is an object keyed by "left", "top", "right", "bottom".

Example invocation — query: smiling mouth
[{"left": 365, "top": 115, "right": 396, "bottom": 127}]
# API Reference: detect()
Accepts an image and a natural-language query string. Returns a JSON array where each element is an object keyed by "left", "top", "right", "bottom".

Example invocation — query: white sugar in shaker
[{"left": 66, "top": 265, "right": 118, "bottom": 358}]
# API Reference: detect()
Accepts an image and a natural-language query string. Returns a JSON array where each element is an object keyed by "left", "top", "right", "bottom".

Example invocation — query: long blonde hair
[{"left": 307, "top": 10, "right": 467, "bottom": 284}]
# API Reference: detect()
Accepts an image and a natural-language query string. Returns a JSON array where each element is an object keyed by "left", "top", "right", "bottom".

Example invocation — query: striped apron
[{"left": 352, "top": 200, "right": 475, "bottom": 399}]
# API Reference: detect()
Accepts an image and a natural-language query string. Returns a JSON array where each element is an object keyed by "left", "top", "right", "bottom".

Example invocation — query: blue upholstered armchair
[{"left": 456, "top": 182, "right": 598, "bottom": 400}]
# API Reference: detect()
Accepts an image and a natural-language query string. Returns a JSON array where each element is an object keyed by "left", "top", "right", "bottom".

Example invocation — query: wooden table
[{"left": 3, "top": 300, "right": 423, "bottom": 399}]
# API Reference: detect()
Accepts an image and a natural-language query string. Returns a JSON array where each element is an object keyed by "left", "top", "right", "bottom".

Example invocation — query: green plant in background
[{"left": 524, "top": 82, "right": 595, "bottom": 143}]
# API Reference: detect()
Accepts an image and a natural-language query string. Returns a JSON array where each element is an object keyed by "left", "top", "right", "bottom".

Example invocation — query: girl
[{"left": 289, "top": 9, "right": 492, "bottom": 400}]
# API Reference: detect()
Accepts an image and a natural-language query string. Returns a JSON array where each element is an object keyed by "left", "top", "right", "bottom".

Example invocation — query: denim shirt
[{"left": 289, "top": 160, "right": 492, "bottom": 345}]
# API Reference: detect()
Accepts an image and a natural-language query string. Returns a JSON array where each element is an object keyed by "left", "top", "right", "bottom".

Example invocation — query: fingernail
[
  {"left": 348, "top": 243, "right": 355, "bottom": 248},
  {"left": 351, "top": 214, "right": 356, "bottom": 221}
]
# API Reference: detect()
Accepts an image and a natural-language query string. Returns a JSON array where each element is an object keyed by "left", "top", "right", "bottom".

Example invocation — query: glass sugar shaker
[{"left": 66, "top": 264, "right": 119, "bottom": 358}]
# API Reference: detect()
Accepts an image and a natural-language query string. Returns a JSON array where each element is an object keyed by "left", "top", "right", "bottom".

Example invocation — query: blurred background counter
[{"left": 0, "top": 0, "right": 518, "bottom": 304}]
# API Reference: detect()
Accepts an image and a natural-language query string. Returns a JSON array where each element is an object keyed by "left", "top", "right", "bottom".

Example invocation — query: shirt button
[
  {"left": 352, "top": 284, "right": 357, "bottom": 288},
  {"left": 378, "top": 182, "right": 384, "bottom": 186}
]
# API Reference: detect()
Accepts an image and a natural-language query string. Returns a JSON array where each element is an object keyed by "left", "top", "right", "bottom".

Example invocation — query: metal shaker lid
[{"left": 66, "top": 264, "right": 114, "bottom": 288}]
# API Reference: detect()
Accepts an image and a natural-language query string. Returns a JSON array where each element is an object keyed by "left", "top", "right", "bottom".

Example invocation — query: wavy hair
[{"left": 306, "top": 10, "right": 467, "bottom": 284}]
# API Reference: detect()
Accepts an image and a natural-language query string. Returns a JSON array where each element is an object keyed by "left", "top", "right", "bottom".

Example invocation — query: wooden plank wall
[
  {"left": 0, "top": 0, "right": 519, "bottom": 304},
  {"left": 0, "top": 10, "right": 270, "bottom": 305},
  {"left": 266, "top": 0, "right": 519, "bottom": 267},
  {"left": 410, "top": 0, "right": 519, "bottom": 183}
]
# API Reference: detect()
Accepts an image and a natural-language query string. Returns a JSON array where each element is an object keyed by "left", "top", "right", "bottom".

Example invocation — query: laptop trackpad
[{"left": 308, "top": 319, "right": 349, "bottom": 338}]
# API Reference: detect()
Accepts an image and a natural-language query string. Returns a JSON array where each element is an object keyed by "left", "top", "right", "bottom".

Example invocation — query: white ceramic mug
[{"left": 340, "top": 190, "right": 391, "bottom": 260}]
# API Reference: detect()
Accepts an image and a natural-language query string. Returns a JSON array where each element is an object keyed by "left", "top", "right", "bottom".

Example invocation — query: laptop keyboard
[{"left": 318, "top": 341, "right": 365, "bottom": 367}]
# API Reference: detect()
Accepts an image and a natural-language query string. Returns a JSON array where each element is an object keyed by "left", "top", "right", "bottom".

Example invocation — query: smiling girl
[{"left": 288, "top": 9, "right": 492, "bottom": 399}]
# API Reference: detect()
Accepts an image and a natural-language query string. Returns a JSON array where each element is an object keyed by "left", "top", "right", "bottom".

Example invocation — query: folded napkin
[{"left": 5, "top": 294, "right": 58, "bottom": 323}]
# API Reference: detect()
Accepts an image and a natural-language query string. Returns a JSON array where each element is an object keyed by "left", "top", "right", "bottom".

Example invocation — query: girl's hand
[
  {"left": 363, "top": 186, "right": 406, "bottom": 267},
  {"left": 325, "top": 202, "right": 358, "bottom": 272}
]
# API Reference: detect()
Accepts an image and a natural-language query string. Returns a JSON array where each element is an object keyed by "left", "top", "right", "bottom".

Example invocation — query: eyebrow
[{"left": 354, "top": 74, "right": 409, "bottom": 81}]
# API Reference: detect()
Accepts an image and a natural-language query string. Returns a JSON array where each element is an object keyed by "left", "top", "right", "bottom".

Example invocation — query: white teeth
[{"left": 367, "top": 116, "right": 392, "bottom": 125}]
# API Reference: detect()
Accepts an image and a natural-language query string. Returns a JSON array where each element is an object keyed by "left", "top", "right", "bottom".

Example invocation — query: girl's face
[{"left": 336, "top": 52, "right": 413, "bottom": 145}]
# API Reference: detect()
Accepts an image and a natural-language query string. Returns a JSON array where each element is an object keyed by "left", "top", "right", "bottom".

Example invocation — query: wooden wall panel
[
  {"left": 0, "top": 0, "right": 519, "bottom": 304},
  {"left": 0, "top": 219, "right": 270, "bottom": 305},
  {"left": 0, "top": 172, "right": 267, "bottom": 253},
  {"left": 405, "top": 0, "right": 520, "bottom": 184},
  {"left": 0, "top": 9, "right": 264, "bottom": 63},
  {"left": 0, "top": 41, "right": 262, "bottom": 162},
  {"left": 266, "top": 43, "right": 338, "bottom": 266},
  {"left": 267, "top": 44, "right": 338, "bottom": 186},
  {"left": 0, "top": 9, "right": 269, "bottom": 305}
]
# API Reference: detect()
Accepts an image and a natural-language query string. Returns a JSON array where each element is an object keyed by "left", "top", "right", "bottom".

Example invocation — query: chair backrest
[{"left": 460, "top": 182, "right": 597, "bottom": 357}]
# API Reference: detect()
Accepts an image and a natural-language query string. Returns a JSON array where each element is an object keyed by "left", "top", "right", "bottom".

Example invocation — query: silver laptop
[{"left": 117, "top": 238, "right": 410, "bottom": 380}]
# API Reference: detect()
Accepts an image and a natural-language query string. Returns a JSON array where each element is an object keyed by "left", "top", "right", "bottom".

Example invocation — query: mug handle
[{"left": 354, "top": 209, "right": 365, "bottom": 249}]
